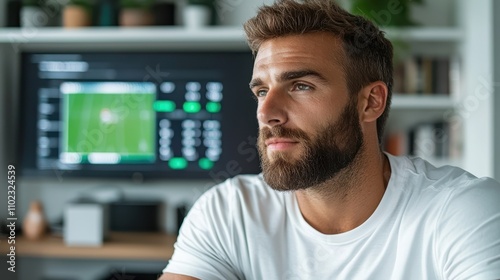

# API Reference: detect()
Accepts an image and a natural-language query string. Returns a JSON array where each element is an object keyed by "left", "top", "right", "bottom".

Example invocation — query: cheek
[
  {"left": 293, "top": 115, "right": 322, "bottom": 139},
  {"left": 256, "top": 106, "right": 266, "bottom": 127},
  {"left": 296, "top": 104, "right": 335, "bottom": 129}
]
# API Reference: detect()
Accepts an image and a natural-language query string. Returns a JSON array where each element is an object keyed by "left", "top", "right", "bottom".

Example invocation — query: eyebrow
[{"left": 249, "top": 69, "right": 328, "bottom": 90}]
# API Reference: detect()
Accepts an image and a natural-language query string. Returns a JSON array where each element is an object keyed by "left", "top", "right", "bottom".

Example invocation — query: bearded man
[{"left": 160, "top": 1, "right": 500, "bottom": 279}]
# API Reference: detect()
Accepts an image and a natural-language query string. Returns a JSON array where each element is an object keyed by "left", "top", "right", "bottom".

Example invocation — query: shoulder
[
  {"left": 167, "top": 175, "right": 289, "bottom": 278},
  {"left": 388, "top": 154, "right": 500, "bottom": 226},
  {"left": 388, "top": 154, "right": 499, "bottom": 194},
  {"left": 389, "top": 155, "right": 500, "bottom": 278}
]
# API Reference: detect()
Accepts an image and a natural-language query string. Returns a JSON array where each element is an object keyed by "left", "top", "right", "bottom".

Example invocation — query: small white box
[{"left": 64, "top": 203, "right": 109, "bottom": 246}]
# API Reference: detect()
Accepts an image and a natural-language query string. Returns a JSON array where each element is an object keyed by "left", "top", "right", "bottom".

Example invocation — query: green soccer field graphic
[{"left": 61, "top": 82, "right": 156, "bottom": 164}]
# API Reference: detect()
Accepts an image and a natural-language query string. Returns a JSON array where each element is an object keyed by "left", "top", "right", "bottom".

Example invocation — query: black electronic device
[
  {"left": 18, "top": 52, "right": 261, "bottom": 179},
  {"left": 109, "top": 200, "right": 161, "bottom": 232}
]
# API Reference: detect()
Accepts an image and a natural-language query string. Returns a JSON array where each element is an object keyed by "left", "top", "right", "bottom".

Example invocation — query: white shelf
[
  {"left": 0, "top": 26, "right": 462, "bottom": 44},
  {"left": 383, "top": 27, "right": 462, "bottom": 42},
  {"left": 0, "top": 26, "right": 248, "bottom": 48},
  {"left": 391, "top": 94, "right": 454, "bottom": 110}
]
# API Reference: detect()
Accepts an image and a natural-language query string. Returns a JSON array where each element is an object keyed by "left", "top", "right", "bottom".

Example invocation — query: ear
[{"left": 358, "top": 81, "right": 388, "bottom": 123}]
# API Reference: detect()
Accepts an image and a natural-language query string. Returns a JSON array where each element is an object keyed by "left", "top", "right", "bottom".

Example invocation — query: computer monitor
[{"left": 18, "top": 51, "right": 260, "bottom": 180}]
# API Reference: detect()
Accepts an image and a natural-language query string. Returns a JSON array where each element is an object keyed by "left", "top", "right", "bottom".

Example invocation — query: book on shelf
[
  {"left": 385, "top": 131, "right": 408, "bottom": 156},
  {"left": 384, "top": 120, "right": 462, "bottom": 162},
  {"left": 393, "top": 55, "right": 458, "bottom": 96}
]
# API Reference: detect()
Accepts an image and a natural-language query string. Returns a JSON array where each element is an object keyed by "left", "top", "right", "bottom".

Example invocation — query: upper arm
[
  {"left": 162, "top": 183, "right": 241, "bottom": 279},
  {"left": 158, "top": 273, "right": 199, "bottom": 280},
  {"left": 435, "top": 178, "right": 500, "bottom": 279}
]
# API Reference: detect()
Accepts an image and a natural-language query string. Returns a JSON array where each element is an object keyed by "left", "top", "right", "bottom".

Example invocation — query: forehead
[{"left": 253, "top": 32, "right": 345, "bottom": 72}]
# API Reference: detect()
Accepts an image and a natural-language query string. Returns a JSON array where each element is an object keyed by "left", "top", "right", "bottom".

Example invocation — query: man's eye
[
  {"left": 293, "top": 83, "right": 312, "bottom": 91},
  {"left": 256, "top": 89, "right": 267, "bottom": 97}
]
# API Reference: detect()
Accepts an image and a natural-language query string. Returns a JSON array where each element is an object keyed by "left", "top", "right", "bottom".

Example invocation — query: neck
[{"left": 295, "top": 149, "right": 391, "bottom": 234}]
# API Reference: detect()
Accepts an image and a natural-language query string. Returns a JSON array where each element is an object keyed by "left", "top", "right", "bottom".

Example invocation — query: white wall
[
  {"left": 494, "top": 0, "right": 500, "bottom": 180},
  {"left": 459, "top": 0, "right": 495, "bottom": 178}
]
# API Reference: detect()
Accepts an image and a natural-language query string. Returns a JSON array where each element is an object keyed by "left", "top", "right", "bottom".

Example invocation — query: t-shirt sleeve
[
  {"left": 435, "top": 177, "right": 500, "bottom": 279},
  {"left": 163, "top": 182, "right": 241, "bottom": 280}
]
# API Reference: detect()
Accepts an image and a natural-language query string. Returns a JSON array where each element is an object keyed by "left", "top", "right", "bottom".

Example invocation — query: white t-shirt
[{"left": 164, "top": 154, "right": 500, "bottom": 279}]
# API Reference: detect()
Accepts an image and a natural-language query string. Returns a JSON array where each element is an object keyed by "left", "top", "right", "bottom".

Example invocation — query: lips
[
  {"left": 265, "top": 138, "right": 299, "bottom": 150},
  {"left": 265, "top": 138, "right": 297, "bottom": 146}
]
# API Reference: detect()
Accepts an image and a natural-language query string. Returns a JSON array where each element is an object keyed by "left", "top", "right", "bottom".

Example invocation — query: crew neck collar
[{"left": 285, "top": 153, "right": 408, "bottom": 244}]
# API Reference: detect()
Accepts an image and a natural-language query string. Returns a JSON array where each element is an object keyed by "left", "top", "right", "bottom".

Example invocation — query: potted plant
[
  {"left": 96, "top": 0, "right": 119, "bottom": 26},
  {"left": 184, "top": 0, "right": 215, "bottom": 28},
  {"left": 350, "top": 0, "right": 423, "bottom": 64},
  {"left": 63, "top": 0, "right": 93, "bottom": 28},
  {"left": 21, "top": 0, "right": 49, "bottom": 27},
  {"left": 119, "top": 0, "right": 155, "bottom": 27},
  {"left": 351, "top": 0, "right": 423, "bottom": 27}
]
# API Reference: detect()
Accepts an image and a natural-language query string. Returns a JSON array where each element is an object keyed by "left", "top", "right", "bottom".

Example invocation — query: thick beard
[{"left": 258, "top": 98, "right": 364, "bottom": 191}]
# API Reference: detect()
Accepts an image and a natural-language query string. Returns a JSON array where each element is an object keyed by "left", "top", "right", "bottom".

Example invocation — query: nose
[{"left": 257, "top": 88, "right": 287, "bottom": 127}]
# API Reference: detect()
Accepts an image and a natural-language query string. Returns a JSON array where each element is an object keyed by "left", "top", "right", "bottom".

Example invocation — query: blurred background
[{"left": 0, "top": 0, "right": 499, "bottom": 279}]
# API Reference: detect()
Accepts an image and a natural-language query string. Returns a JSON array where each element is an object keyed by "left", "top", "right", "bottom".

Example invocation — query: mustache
[{"left": 259, "top": 126, "right": 310, "bottom": 142}]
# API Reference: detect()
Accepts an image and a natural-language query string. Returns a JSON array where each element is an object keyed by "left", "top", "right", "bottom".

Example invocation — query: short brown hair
[{"left": 244, "top": 0, "right": 393, "bottom": 144}]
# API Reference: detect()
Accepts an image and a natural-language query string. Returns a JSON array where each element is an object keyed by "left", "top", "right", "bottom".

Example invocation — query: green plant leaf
[
  {"left": 67, "top": 0, "right": 93, "bottom": 7},
  {"left": 351, "top": 0, "right": 422, "bottom": 27},
  {"left": 120, "top": 0, "right": 155, "bottom": 9},
  {"left": 23, "top": 0, "right": 43, "bottom": 6},
  {"left": 187, "top": 0, "right": 215, "bottom": 7}
]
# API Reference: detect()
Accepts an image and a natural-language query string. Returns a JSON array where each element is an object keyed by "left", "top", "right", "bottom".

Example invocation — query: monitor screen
[{"left": 18, "top": 52, "right": 261, "bottom": 180}]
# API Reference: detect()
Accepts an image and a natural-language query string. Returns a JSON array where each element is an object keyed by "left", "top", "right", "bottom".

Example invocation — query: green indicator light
[
  {"left": 206, "top": 102, "right": 221, "bottom": 113},
  {"left": 198, "top": 158, "right": 214, "bottom": 170},
  {"left": 169, "top": 157, "right": 188, "bottom": 170},
  {"left": 183, "top": 102, "right": 201, "bottom": 113},
  {"left": 154, "top": 101, "right": 176, "bottom": 112}
]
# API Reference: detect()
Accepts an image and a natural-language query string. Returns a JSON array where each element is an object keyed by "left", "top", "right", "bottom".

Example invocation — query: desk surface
[{"left": 0, "top": 232, "right": 176, "bottom": 261}]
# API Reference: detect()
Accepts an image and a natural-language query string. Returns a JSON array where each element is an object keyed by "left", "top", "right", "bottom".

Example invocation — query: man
[{"left": 160, "top": 0, "right": 500, "bottom": 279}]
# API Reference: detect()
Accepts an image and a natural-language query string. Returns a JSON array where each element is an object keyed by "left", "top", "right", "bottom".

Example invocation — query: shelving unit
[
  {"left": 0, "top": 26, "right": 249, "bottom": 52},
  {"left": 380, "top": 23, "right": 463, "bottom": 168},
  {"left": 0, "top": 26, "right": 462, "bottom": 43},
  {"left": 0, "top": 26, "right": 463, "bottom": 167},
  {"left": 0, "top": 1, "right": 495, "bottom": 173},
  {"left": 384, "top": 27, "right": 462, "bottom": 42},
  {"left": 0, "top": 7, "right": 495, "bottom": 178},
  {"left": 0, "top": 26, "right": 247, "bottom": 45},
  {"left": 381, "top": 0, "right": 495, "bottom": 179},
  {"left": 0, "top": 232, "right": 176, "bottom": 260},
  {"left": 391, "top": 94, "right": 455, "bottom": 110}
]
